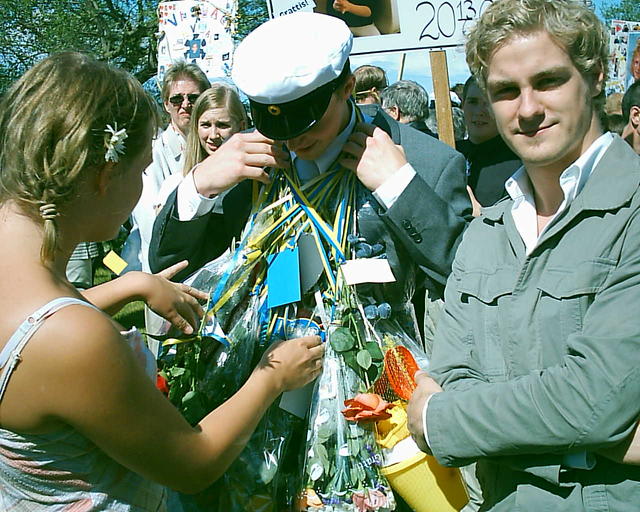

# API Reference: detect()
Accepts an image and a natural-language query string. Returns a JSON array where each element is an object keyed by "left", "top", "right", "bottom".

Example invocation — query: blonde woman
[
  {"left": 0, "top": 52, "right": 323, "bottom": 510},
  {"left": 156, "top": 83, "right": 249, "bottom": 209}
]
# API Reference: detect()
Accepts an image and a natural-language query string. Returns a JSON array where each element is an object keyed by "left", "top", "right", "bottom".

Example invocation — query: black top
[
  {"left": 457, "top": 135, "right": 522, "bottom": 207},
  {"left": 408, "top": 120, "right": 438, "bottom": 139},
  {"left": 327, "top": 0, "right": 375, "bottom": 27}
]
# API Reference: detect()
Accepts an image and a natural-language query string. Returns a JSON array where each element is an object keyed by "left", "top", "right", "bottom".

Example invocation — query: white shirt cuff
[
  {"left": 176, "top": 168, "right": 218, "bottom": 220},
  {"left": 422, "top": 393, "right": 435, "bottom": 449},
  {"left": 372, "top": 162, "right": 416, "bottom": 210}
]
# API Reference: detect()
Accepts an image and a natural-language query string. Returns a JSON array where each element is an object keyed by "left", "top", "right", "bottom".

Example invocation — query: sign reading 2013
[{"left": 349, "top": 0, "right": 494, "bottom": 56}]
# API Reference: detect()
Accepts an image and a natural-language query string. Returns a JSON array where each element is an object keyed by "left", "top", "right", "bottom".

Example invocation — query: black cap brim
[{"left": 249, "top": 78, "right": 337, "bottom": 141}]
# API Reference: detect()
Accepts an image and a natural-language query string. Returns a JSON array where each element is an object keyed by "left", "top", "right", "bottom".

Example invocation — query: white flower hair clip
[{"left": 104, "top": 123, "right": 128, "bottom": 162}]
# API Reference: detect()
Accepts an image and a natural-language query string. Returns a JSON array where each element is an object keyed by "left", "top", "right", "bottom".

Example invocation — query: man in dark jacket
[{"left": 149, "top": 13, "right": 471, "bottom": 337}]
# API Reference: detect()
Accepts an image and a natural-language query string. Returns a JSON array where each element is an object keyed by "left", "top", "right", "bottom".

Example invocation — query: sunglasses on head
[{"left": 168, "top": 93, "right": 200, "bottom": 106}]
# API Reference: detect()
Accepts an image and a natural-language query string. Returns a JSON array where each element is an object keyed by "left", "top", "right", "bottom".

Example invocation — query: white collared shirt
[
  {"left": 173, "top": 105, "right": 416, "bottom": 220},
  {"left": 505, "top": 132, "right": 614, "bottom": 255}
]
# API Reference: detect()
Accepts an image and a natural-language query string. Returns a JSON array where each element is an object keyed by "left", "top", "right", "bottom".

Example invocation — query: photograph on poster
[
  {"left": 266, "top": 0, "right": 494, "bottom": 56},
  {"left": 628, "top": 32, "right": 640, "bottom": 91},
  {"left": 607, "top": 20, "right": 640, "bottom": 94},
  {"left": 313, "top": 0, "right": 400, "bottom": 38}
]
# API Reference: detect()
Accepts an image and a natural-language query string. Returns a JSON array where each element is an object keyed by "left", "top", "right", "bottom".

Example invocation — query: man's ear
[
  {"left": 338, "top": 74, "right": 356, "bottom": 101},
  {"left": 591, "top": 66, "right": 605, "bottom": 98},
  {"left": 631, "top": 105, "right": 640, "bottom": 128},
  {"left": 163, "top": 100, "right": 171, "bottom": 114},
  {"left": 384, "top": 105, "right": 401, "bottom": 121},
  {"left": 95, "top": 162, "right": 118, "bottom": 196}
]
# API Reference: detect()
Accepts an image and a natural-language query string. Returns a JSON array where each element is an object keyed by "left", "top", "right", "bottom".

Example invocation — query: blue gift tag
[{"left": 267, "top": 246, "right": 301, "bottom": 309}]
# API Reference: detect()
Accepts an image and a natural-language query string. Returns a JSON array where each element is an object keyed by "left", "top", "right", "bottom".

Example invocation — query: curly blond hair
[
  {"left": 466, "top": 0, "right": 608, "bottom": 100},
  {"left": 0, "top": 52, "right": 158, "bottom": 263}
]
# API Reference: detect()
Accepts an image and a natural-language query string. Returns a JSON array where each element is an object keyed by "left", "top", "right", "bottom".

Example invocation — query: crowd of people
[{"left": 1, "top": 0, "right": 640, "bottom": 510}]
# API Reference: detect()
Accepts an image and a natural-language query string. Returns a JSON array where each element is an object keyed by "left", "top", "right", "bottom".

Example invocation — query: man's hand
[
  {"left": 339, "top": 123, "right": 408, "bottom": 191},
  {"left": 193, "top": 130, "right": 290, "bottom": 198},
  {"left": 407, "top": 371, "right": 443, "bottom": 454}
]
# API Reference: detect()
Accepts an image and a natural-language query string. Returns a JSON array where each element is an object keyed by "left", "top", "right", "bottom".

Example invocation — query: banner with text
[{"left": 266, "top": 0, "right": 494, "bottom": 55}]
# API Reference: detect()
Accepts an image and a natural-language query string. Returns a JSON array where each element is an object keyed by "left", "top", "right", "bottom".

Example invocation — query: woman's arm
[
  {"left": 34, "top": 309, "right": 324, "bottom": 494},
  {"left": 333, "top": 0, "right": 372, "bottom": 17},
  {"left": 81, "top": 261, "right": 207, "bottom": 334}
]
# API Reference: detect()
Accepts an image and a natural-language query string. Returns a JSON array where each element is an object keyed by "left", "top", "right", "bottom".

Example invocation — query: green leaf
[
  {"left": 317, "top": 424, "right": 332, "bottom": 442},
  {"left": 181, "top": 390, "right": 197, "bottom": 405},
  {"left": 330, "top": 327, "right": 355, "bottom": 352},
  {"left": 343, "top": 350, "right": 359, "bottom": 371},
  {"left": 366, "top": 362, "right": 382, "bottom": 383},
  {"left": 315, "top": 443, "right": 329, "bottom": 466},
  {"left": 365, "top": 342, "right": 384, "bottom": 361},
  {"left": 168, "top": 366, "right": 186, "bottom": 378},
  {"left": 356, "top": 349, "right": 372, "bottom": 370}
]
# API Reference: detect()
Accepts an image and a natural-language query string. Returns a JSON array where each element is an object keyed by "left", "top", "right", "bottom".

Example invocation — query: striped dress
[{"left": 0, "top": 297, "right": 167, "bottom": 511}]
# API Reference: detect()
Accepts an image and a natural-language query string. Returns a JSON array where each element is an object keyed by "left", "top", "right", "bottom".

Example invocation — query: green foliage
[
  {"left": 0, "top": 0, "right": 271, "bottom": 95},
  {"left": 235, "top": 0, "right": 268, "bottom": 42},
  {"left": 0, "top": 0, "right": 158, "bottom": 95},
  {"left": 601, "top": 0, "right": 640, "bottom": 22}
]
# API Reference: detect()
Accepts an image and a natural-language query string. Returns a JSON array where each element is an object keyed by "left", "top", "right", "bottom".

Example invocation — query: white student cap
[{"left": 232, "top": 12, "right": 353, "bottom": 140}]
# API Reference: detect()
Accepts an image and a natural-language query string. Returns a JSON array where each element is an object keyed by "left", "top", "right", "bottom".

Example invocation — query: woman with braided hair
[{"left": 0, "top": 52, "right": 323, "bottom": 510}]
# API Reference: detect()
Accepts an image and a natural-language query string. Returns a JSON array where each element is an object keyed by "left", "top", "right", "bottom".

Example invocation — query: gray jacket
[{"left": 428, "top": 136, "right": 640, "bottom": 510}]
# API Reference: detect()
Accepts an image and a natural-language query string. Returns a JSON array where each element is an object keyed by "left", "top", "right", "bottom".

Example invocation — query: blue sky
[{"left": 350, "top": 0, "right": 610, "bottom": 93}]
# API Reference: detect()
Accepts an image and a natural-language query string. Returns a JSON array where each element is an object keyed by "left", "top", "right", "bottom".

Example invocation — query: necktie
[{"left": 295, "top": 157, "right": 320, "bottom": 183}]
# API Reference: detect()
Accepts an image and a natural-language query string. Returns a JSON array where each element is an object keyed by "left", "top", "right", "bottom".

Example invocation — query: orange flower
[
  {"left": 342, "top": 393, "right": 392, "bottom": 423},
  {"left": 297, "top": 488, "right": 323, "bottom": 509}
]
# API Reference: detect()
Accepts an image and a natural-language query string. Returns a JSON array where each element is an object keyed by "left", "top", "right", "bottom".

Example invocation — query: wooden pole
[
  {"left": 397, "top": 53, "right": 406, "bottom": 81},
  {"left": 429, "top": 50, "right": 455, "bottom": 148}
]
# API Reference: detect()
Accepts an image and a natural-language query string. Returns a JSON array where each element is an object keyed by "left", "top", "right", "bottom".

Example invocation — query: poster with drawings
[
  {"left": 607, "top": 19, "right": 640, "bottom": 95},
  {"left": 157, "top": 0, "right": 237, "bottom": 83}
]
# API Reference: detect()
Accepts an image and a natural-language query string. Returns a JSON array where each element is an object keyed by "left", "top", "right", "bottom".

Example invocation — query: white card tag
[
  {"left": 340, "top": 258, "right": 396, "bottom": 285},
  {"left": 279, "top": 381, "right": 315, "bottom": 418}
]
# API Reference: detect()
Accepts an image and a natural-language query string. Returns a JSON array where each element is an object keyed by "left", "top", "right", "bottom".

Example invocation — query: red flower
[
  {"left": 342, "top": 393, "right": 392, "bottom": 423},
  {"left": 156, "top": 373, "right": 170, "bottom": 396}
]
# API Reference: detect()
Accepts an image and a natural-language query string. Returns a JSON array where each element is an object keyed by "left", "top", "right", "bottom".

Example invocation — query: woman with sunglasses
[
  {"left": 122, "top": 61, "right": 210, "bottom": 274},
  {"left": 0, "top": 52, "right": 324, "bottom": 511},
  {"left": 156, "top": 83, "right": 249, "bottom": 210}
]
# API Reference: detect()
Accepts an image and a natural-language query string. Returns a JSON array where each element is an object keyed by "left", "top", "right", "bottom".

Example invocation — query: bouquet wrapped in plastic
[
  {"left": 299, "top": 312, "right": 396, "bottom": 511},
  {"left": 160, "top": 122, "right": 463, "bottom": 509}
]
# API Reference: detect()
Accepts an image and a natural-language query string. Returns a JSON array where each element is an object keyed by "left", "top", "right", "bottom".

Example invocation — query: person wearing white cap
[{"left": 150, "top": 13, "right": 471, "bottom": 338}]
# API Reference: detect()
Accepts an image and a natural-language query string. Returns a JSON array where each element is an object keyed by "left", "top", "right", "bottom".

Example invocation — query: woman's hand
[
  {"left": 144, "top": 261, "right": 208, "bottom": 335},
  {"left": 255, "top": 336, "right": 325, "bottom": 393}
]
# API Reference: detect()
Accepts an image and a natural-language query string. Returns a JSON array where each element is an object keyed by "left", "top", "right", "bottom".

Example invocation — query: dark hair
[
  {"left": 606, "top": 113, "right": 626, "bottom": 135},
  {"left": 622, "top": 81, "right": 640, "bottom": 123},
  {"left": 354, "top": 65, "right": 388, "bottom": 93}
]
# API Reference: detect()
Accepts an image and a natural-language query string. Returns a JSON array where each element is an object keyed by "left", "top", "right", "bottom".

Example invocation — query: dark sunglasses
[{"left": 168, "top": 93, "right": 200, "bottom": 106}]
